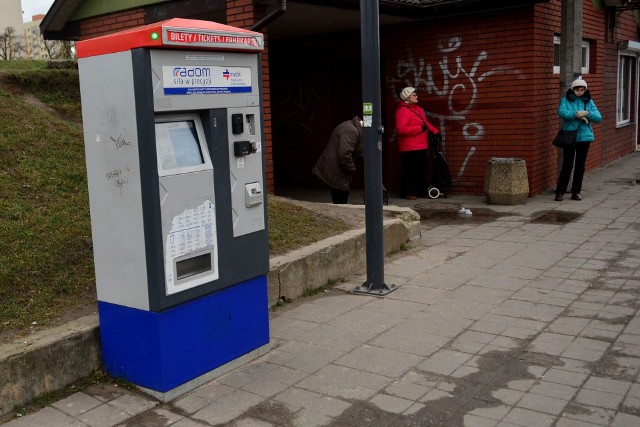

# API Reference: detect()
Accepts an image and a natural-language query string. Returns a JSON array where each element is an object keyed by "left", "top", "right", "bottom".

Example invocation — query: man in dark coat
[{"left": 312, "top": 117, "right": 363, "bottom": 204}]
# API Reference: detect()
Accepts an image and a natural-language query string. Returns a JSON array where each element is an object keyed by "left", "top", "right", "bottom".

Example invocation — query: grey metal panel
[
  {"left": 147, "top": 108, "right": 268, "bottom": 311},
  {"left": 131, "top": 48, "right": 165, "bottom": 313},
  {"left": 227, "top": 106, "right": 266, "bottom": 237},
  {"left": 203, "top": 109, "right": 270, "bottom": 284},
  {"left": 78, "top": 51, "right": 150, "bottom": 311},
  {"left": 148, "top": 48, "right": 264, "bottom": 236}
]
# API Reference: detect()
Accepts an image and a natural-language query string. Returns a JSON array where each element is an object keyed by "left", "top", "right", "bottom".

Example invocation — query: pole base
[{"left": 352, "top": 281, "right": 397, "bottom": 296}]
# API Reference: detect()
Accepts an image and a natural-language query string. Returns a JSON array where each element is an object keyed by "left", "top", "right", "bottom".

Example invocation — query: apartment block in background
[{"left": 23, "top": 14, "right": 47, "bottom": 59}]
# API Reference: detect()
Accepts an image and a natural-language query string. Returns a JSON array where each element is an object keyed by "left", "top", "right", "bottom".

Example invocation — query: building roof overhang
[{"left": 41, "top": 0, "right": 549, "bottom": 41}]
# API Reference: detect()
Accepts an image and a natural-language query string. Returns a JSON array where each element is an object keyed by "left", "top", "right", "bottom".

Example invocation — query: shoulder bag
[
  {"left": 552, "top": 122, "right": 584, "bottom": 147},
  {"left": 552, "top": 100, "right": 587, "bottom": 148}
]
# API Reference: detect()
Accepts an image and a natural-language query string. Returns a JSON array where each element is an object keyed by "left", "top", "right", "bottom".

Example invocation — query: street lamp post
[{"left": 353, "top": 0, "right": 396, "bottom": 296}]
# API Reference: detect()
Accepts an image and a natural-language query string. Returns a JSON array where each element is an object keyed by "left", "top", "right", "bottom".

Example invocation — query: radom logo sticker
[
  {"left": 173, "top": 67, "right": 211, "bottom": 78},
  {"left": 162, "top": 66, "right": 252, "bottom": 95}
]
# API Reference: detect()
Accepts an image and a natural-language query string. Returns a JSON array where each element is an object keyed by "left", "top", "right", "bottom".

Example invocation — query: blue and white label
[{"left": 162, "top": 66, "right": 252, "bottom": 95}]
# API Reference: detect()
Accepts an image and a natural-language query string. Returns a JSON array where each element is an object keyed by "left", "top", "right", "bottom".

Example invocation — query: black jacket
[{"left": 312, "top": 117, "right": 363, "bottom": 190}]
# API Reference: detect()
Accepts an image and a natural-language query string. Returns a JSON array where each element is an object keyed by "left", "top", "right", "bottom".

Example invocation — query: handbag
[
  {"left": 552, "top": 126, "right": 581, "bottom": 147},
  {"left": 428, "top": 131, "right": 441, "bottom": 147},
  {"left": 552, "top": 101, "right": 587, "bottom": 148}
]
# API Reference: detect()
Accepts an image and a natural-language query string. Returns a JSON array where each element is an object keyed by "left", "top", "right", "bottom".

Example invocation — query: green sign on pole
[{"left": 363, "top": 102, "right": 373, "bottom": 127}]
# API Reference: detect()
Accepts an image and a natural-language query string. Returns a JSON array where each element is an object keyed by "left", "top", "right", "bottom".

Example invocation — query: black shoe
[
  {"left": 571, "top": 193, "right": 582, "bottom": 201},
  {"left": 555, "top": 194, "right": 563, "bottom": 201}
]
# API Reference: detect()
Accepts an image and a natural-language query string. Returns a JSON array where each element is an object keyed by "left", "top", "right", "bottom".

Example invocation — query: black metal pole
[{"left": 353, "top": 0, "right": 395, "bottom": 296}]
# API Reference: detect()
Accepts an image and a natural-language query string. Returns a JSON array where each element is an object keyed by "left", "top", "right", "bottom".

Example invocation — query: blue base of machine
[{"left": 98, "top": 276, "right": 269, "bottom": 393}]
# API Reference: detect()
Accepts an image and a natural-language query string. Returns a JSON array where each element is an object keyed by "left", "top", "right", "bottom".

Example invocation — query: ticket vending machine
[{"left": 76, "top": 19, "right": 269, "bottom": 398}]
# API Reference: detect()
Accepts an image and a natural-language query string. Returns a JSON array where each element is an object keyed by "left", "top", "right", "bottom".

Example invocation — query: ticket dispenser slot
[{"left": 175, "top": 248, "right": 213, "bottom": 280}]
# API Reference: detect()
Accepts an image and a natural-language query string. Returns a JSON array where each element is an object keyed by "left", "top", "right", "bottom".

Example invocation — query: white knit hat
[
  {"left": 400, "top": 87, "right": 416, "bottom": 101},
  {"left": 571, "top": 78, "right": 587, "bottom": 89}
]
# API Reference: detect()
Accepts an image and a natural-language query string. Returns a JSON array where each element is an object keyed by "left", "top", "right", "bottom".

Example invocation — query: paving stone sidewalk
[{"left": 4, "top": 153, "right": 640, "bottom": 426}]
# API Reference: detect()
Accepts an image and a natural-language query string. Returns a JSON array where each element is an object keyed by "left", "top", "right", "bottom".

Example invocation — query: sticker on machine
[
  {"left": 162, "top": 66, "right": 252, "bottom": 95},
  {"left": 164, "top": 200, "right": 219, "bottom": 295}
]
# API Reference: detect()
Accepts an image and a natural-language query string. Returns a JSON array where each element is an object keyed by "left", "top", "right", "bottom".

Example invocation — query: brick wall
[
  {"left": 226, "top": 0, "right": 256, "bottom": 28},
  {"left": 382, "top": 7, "right": 542, "bottom": 194},
  {"left": 380, "top": 0, "right": 638, "bottom": 196},
  {"left": 74, "top": 1, "right": 638, "bottom": 197},
  {"left": 79, "top": 9, "right": 145, "bottom": 40},
  {"left": 599, "top": 6, "right": 638, "bottom": 167},
  {"left": 530, "top": 1, "right": 561, "bottom": 196}
]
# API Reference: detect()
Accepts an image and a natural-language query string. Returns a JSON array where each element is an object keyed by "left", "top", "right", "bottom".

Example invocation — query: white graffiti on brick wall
[{"left": 389, "top": 36, "right": 524, "bottom": 177}]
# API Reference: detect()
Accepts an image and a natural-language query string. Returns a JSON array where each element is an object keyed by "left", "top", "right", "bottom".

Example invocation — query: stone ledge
[
  {"left": 268, "top": 216, "right": 420, "bottom": 306},
  {"left": 0, "top": 315, "right": 100, "bottom": 416}
]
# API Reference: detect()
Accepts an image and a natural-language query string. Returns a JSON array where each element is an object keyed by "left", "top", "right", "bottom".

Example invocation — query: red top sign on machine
[
  {"left": 165, "top": 29, "right": 261, "bottom": 49},
  {"left": 77, "top": 18, "right": 264, "bottom": 59}
]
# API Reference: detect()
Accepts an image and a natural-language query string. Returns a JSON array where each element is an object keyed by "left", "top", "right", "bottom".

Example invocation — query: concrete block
[{"left": 484, "top": 158, "right": 529, "bottom": 205}]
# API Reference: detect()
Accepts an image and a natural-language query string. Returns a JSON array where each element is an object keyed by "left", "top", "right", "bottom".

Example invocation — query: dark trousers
[
  {"left": 555, "top": 143, "right": 590, "bottom": 195},
  {"left": 330, "top": 187, "right": 349, "bottom": 204},
  {"left": 400, "top": 149, "right": 429, "bottom": 198}
]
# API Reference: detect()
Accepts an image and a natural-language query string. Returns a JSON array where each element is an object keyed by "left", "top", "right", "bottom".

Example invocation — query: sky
[{"left": 22, "top": 0, "right": 55, "bottom": 22}]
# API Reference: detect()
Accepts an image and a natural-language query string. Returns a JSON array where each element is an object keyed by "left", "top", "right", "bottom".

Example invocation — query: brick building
[{"left": 41, "top": 0, "right": 640, "bottom": 196}]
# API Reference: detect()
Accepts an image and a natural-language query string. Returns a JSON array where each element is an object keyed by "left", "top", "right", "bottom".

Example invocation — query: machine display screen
[{"left": 155, "top": 120, "right": 204, "bottom": 170}]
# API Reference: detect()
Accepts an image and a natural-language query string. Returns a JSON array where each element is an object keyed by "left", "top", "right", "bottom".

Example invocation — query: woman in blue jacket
[{"left": 555, "top": 78, "right": 602, "bottom": 201}]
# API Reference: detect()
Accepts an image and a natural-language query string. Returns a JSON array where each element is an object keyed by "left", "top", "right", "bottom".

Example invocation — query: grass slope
[{"left": 0, "top": 87, "right": 93, "bottom": 331}]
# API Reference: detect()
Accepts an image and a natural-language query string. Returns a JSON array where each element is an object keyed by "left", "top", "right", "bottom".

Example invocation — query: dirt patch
[
  {"left": 587, "top": 351, "right": 639, "bottom": 382},
  {"left": 243, "top": 400, "right": 297, "bottom": 426},
  {"left": 0, "top": 72, "right": 82, "bottom": 125},
  {"left": 0, "top": 75, "right": 53, "bottom": 113}
]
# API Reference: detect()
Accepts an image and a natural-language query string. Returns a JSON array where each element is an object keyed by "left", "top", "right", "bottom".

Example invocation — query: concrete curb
[
  {"left": 0, "top": 206, "right": 420, "bottom": 417},
  {"left": 0, "top": 316, "right": 100, "bottom": 416},
  {"left": 268, "top": 207, "right": 421, "bottom": 305}
]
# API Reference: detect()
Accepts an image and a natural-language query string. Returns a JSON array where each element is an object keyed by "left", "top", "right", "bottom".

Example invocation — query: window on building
[
  {"left": 581, "top": 42, "right": 590, "bottom": 73},
  {"left": 554, "top": 36, "right": 560, "bottom": 73},
  {"left": 617, "top": 54, "right": 636, "bottom": 125},
  {"left": 554, "top": 36, "right": 590, "bottom": 75}
]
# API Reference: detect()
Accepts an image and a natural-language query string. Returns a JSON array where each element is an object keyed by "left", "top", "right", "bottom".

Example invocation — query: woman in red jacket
[{"left": 395, "top": 87, "right": 439, "bottom": 200}]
